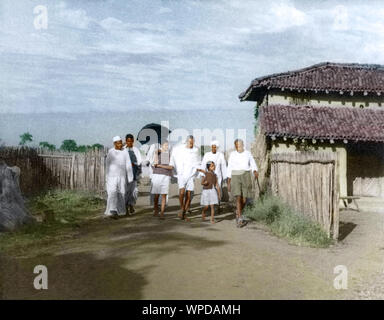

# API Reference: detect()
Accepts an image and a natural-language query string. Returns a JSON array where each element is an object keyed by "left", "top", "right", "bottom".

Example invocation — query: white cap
[
  {"left": 113, "top": 136, "right": 122, "bottom": 143},
  {"left": 211, "top": 140, "right": 220, "bottom": 148}
]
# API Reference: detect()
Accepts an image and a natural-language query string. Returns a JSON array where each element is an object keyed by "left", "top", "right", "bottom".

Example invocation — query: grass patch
[
  {"left": 0, "top": 190, "right": 105, "bottom": 255},
  {"left": 244, "top": 195, "right": 334, "bottom": 248}
]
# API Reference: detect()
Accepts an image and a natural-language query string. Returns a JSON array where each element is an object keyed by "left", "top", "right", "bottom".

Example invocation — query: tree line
[{"left": 18, "top": 132, "right": 104, "bottom": 152}]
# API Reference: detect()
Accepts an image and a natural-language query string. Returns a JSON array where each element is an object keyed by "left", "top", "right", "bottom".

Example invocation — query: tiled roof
[
  {"left": 240, "top": 62, "right": 384, "bottom": 101},
  {"left": 260, "top": 104, "right": 384, "bottom": 142}
]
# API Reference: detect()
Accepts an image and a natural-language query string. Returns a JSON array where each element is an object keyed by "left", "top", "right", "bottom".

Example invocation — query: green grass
[
  {"left": 244, "top": 195, "right": 334, "bottom": 248},
  {"left": 0, "top": 190, "right": 105, "bottom": 254}
]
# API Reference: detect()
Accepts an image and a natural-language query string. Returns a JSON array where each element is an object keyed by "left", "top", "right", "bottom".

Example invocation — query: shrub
[
  {"left": 244, "top": 195, "right": 333, "bottom": 248},
  {"left": 0, "top": 190, "right": 105, "bottom": 254}
]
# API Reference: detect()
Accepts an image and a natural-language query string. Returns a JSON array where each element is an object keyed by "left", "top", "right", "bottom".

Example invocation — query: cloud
[
  {"left": 99, "top": 17, "right": 124, "bottom": 30},
  {"left": 157, "top": 7, "right": 172, "bottom": 15},
  {"left": 2, "top": 0, "right": 384, "bottom": 114},
  {"left": 56, "top": 1, "right": 93, "bottom": 29}
]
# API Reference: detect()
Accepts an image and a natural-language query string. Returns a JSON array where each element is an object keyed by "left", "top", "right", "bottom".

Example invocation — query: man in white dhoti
[
  {"left": 170, "top": 135, "right": 203, "bottom": 220},
  {"left": 124, "top": 134, "right": 143, "bottom": 214},
  {"left": 200, "top": 140, "right": 227, "bottom": 211},
  {"left": 105, "top": 136, "right": 134, "bottom": 218}
]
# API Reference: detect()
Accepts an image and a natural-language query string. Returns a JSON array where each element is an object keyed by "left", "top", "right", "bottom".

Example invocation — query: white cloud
[
  {"left": 157, "top": 7, "right": 172, "bottom": 15},
  {"left": 2, "top": 0, "right": 384, "bottom": 115},
  {"left": 99, "top": 17, "right": 124, "bottom": 30},
  {"left": 269, "top": 2, "right": 308, "bottom": 31},
  {"left": 56, "top": 1, "right": 93, "bottom": 29}
]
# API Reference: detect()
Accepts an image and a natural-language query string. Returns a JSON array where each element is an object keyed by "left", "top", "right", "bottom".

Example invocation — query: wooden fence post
[{"left": 70, "top": 154, "right": 76, "bottom": 190}]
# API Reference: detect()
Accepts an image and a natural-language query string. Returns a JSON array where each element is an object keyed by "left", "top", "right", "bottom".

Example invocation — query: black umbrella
[{"left": 137, "top": 123, "right": 172, "bottom": 145}]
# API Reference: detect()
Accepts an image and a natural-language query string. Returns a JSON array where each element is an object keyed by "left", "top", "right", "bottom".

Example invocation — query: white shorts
[
  {"left": 150, "top": 174, "right": 170, "bottom": 195},
  {"left": 200, "top": 188, "right": 219, "bottom": 206},
  {"left": 177, "top": 175, "right": 194, "bottom": 191}
]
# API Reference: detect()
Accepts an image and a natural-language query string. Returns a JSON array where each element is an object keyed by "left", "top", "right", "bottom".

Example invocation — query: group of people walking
[{"left": 104, "top": 134, "right": 258, "bottom": 227}]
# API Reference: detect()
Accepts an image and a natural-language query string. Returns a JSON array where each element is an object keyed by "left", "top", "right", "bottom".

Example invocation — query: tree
[
  {"left": 77, "top": 145, "right": 91, "bottom": 152},
  {"left": 19, "top": 132, "right": 33, "bottom": 146},
  {"left": 91, "top": 143, "right": 104, "bottom": 150},
  {"left": 39, "top": 141, "right": 56, "bottom": 151},
  {"left": 60, "top": 139, "right": 78, "bottom": 152}
]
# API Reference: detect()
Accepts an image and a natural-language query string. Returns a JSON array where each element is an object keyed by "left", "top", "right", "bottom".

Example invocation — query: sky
[{"left": 1, "top": 0, "right": 384, "bottom": 115}]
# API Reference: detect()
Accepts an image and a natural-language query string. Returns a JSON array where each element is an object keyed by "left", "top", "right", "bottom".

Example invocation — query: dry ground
[{"left": 1, "top": 181, "right": 384, "bottom": 299}]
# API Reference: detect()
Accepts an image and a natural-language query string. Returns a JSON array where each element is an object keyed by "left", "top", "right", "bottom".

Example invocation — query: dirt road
[{"left": 1, "top": 181, "right": 384, "bottom": 299}]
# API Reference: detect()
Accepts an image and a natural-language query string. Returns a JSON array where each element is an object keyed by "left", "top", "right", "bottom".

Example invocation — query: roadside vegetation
[
  {"left": 15, "top": 132, "right": 104, "bottom": 152},
  {"left": 0, "top": 190, "right": 105, "bottom": 255},
  {"left": 244, "top": 195, "right": 333, "bottom": 248}
]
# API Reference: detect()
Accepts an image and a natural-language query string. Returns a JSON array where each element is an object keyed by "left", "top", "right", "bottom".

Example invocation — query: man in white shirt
[
  {"left": 227, "top": 139, "right": 258, "bottom": 227},
  {"left": 200, "top": 140, "right": 227, "bottom": 210},
  {"left": 170, "top": 135, "right": 203, "bottom": 220},
  {"left": 124, "top": 134, "right": 143, "bottom": 214},
  {"left": 105, "top": 136, "right": 133, "bottom": 218}
]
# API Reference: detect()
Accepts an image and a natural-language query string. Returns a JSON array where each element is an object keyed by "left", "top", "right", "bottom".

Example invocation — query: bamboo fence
[
  {"left": 0, "top": 147, "right": 107, "bottom": 195},
  {"left": 270, "top": 152, "right": 339, "bottom": 239}
]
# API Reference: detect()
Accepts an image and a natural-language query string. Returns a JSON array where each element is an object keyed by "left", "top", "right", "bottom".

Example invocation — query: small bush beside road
[{"left": 244, "top": 195, "right": 333, "bottom": 248}]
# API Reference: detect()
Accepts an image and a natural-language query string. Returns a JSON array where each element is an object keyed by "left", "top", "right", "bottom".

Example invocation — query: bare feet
[
  {"left": 210, "top": 219, "right": 216, "bottom": 224},
  {"left": 202, "top": 213, "right": 206, "bottom": 221},
  {"left": 109, "top": 210, "right": 118, "bottom": 220}
]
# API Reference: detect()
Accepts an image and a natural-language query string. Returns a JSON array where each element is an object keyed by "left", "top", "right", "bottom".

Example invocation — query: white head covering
[
  {"left": 211, "top": 140, "right": 220, "bottom": 148},
  {"left": 113, "top": 136, "right": 122, "bottom": 143}
]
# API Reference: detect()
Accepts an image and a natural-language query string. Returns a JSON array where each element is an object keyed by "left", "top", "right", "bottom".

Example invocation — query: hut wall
[
  {"left": 347, "top": 143, "right": 384, "bottom": 197},
  {"left": 267, "top": 90, "right": 384, "bottom": 109},
  {"left": 270, "top": 141, "right": 347, "bottom": 200},
  {"left": 250, "top": 127, "right": 270, "bottom": 198},
  {"left": 270, "top": 151, "right": 339, "bottom": 239}
]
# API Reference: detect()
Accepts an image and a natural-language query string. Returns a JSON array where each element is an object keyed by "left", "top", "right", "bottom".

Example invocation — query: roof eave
[{"left": 239, "top": 86, "right": 267, "bottom": 102}]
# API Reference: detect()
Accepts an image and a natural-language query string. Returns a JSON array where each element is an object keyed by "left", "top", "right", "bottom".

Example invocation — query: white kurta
[
  {"left": 105, "top": 148, "right": 133, "bottom": 216},
  {"left": 200, "top": 151, "right": 227, "bottom": 183},
  {"left": 170, "top": 145, "right": 201, "bottom": 188},
  {"left": 168, "top": 143, "right": 184, "bottom": 178},
  {"left": 227, "top": 150, "right": 258, "bottom": 178}
]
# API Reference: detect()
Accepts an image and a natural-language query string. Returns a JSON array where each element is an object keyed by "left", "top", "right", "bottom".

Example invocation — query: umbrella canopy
[{"left": 137, "top": 123, "right": 172, "bottom": 145}]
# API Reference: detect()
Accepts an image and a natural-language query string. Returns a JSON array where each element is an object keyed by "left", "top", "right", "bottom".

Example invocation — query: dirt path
[{"left": 1, "top": 182, "right": 384, "bottom": 299}]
